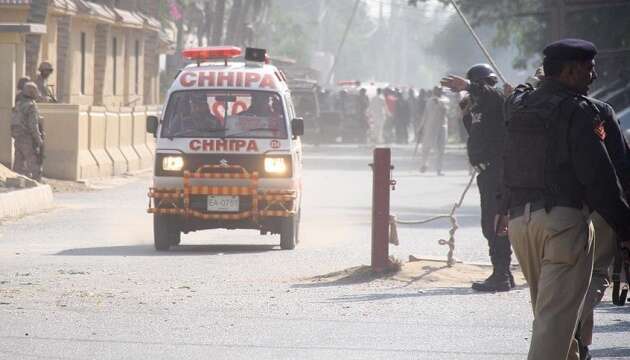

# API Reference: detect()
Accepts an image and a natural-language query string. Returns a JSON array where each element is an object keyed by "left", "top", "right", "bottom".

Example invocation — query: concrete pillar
[
  {"left": 55, "top": 15, "right": 71, "bottom": 103},
  {"left": 0, "top": 25, "right": 45, "bottom": 167},
  {"left": 0, "top": 42, "right": 17, "bottom": 168},
  {"left": 143, "top": 32, "right": 158, "bottom": 105},
  {"left": 93, "top": 24, "right": 110, "bottom": 106},
  {"left": 24, "top": 0, "right": 50, "bottom": 79}
]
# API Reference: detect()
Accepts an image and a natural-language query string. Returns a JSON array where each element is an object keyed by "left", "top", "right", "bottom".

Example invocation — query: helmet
[
  {"left": 466, "top": 64, "right": 497, "bottom": 83},
  {"left": 22, "top": 82, "right": 40, "bottom": 99},
  {"left": 17, "top": 76, "right": 31, "bottom": 91},
  {"left": 38, "top": 61, "right": 53, "bottom": 72}
]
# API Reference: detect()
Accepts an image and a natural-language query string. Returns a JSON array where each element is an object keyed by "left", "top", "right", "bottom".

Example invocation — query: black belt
[{"left": 509, "top": 199, "right": 582, "bottom": 219}]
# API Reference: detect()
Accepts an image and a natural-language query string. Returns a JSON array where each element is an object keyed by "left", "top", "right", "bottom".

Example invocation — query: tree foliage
[{"left": 426, "top": 0, "right": 630, "bottom": 69}]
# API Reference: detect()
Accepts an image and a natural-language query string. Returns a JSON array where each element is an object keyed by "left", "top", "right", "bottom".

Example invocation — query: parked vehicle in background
[{"left": 289, "top": 79, "right": 321, "bottom": 144}]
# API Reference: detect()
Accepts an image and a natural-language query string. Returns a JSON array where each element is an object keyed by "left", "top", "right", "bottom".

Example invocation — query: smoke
[{"left": 267, "top": 0, "right": 532, "bottom": 89}]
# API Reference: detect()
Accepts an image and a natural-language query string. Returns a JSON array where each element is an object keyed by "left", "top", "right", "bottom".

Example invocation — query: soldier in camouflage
[
  {"left": 11, "top": 82, "right": 44, "bottom": 181},
  {"left": 35, "top": 61, "right": 56, "bottom": 103}
]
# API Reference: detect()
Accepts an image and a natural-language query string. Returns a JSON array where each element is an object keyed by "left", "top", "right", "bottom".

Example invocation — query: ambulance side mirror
[
  {"left": 291, "top": 118, "right": 304, "bottom": 138},
  {"left": 146, "top": 115, "right": 159, "bottom": 136}
]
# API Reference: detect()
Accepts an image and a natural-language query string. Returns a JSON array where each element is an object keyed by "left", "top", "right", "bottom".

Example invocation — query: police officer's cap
[
  {"left": 466, "top": 64, "right": 497, "bottom": 83},
  {"left": 38, "top": 61, "right": 53, "bottom": 71},
  {"left": 543, "top": 39, "right": 597, "bottom": 62}
]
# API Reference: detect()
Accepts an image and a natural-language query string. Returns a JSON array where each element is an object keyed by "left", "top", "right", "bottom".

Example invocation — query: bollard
[{"left": 371, "top": 148, "right": 392, "bottom": 272}]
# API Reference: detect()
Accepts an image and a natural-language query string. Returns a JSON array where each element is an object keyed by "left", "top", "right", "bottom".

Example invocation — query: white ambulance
[{"left": 146, "top": 47, "right": 304, "bottom": 251}]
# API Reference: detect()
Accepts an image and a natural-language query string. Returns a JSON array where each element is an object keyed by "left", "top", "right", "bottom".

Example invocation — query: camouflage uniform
[
  {"left": 35, "top": 75, "right": 55, "bottom": 103},
  {"left": 11, "top": 83, "right": 44, "bottom": 180},
  {"left": 35, "top": 62, "right": 56, "bottom": 103}
]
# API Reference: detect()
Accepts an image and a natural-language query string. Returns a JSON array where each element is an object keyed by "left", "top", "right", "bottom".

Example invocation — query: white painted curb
[{"left": 0, "top": 185, "right": 54, "bottom": 220}]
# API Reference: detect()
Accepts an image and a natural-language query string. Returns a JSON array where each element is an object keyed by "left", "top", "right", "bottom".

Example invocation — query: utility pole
[{"left": 325, "top": 0, "right": 361, "bottom": 86}]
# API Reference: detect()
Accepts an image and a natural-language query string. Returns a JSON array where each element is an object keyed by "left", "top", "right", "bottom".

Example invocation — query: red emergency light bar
[
  {"left": 182, "top": 46, "right": 243, "bottom": 61},
  {"left": 337, "top": 80, "right": 361, "bottom": 86}
]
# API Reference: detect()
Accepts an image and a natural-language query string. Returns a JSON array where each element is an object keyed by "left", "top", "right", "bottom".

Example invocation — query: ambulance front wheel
[
  {"left": 280, "top": 213, "right": 299, "bottom": 250},
  {"left": 154, "top": 214, "right": 180, "bottom": 251}
]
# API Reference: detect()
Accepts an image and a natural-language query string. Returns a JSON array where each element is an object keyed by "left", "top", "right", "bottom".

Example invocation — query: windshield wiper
[
  {"left": 227, "top": 127, "right": 279, "bottom": 138},
  {"left": 170, "top": 128, "right": 228, "bottom": 138}
]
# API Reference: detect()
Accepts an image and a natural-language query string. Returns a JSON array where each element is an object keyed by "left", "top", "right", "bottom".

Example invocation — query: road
[{"left": 1, "top": 145, "right": 628, "bottom": 359}]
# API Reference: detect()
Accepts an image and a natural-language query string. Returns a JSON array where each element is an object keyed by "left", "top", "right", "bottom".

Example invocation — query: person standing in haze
[
  {"left": 357, "top": 88, "right": 370, "bottom": 143},
  {"left": 418, "top": 86, "right": 449, "bottom": 176},
  {"left": 369, "top": 88, "right": 387, "bottom": 143},
  {"left": 394, "top": 90, "right": 410, "bottom": 144},
  {"left": 383, "top": 88, "right": 397, "bottom": 143}
]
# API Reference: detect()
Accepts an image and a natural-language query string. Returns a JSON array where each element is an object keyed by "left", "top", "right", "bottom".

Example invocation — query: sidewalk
[{"left": 0, "top": 164, "right": 53, "bottom": 220}]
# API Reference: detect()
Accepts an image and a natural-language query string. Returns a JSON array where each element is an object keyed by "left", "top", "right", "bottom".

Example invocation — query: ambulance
[{"left": 146, "top": 46, "right": 304, "bottom": 251}]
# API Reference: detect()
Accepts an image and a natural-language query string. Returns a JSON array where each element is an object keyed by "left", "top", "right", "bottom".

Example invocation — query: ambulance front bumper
[{"left": 148, "top": 166, "right": 298, "bottom": 221}]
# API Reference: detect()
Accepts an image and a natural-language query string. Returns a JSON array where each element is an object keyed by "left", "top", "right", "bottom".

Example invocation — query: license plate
[{"left": 207, "top": 196, "right": 239, "bottom": 212}]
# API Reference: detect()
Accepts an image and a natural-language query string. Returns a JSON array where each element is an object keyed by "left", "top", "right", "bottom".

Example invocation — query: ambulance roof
[{"left": 171, "top": 61, "right": 290, "bottom": 93}]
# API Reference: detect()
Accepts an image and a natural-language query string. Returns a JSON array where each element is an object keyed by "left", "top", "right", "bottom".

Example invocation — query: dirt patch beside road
[
  {"left": 42, "top": 178, "right": 93, "bottom": 193},
  {"left": 392, "top": 259, "right": 526, "bottom": 288},
  {"left": 305, "top": 259, "right": 526, "bottom": 289}
]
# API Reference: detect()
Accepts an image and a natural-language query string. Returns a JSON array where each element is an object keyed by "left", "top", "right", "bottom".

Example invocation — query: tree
[
  {"left": 423, "top": 0, "right": 630, "bottom": 69},
  {"left": 225, "top": 0, "right": 243, "bottom": 44},
  {"left": 211, "top": 0, "right": 226, "bottom": 44}
]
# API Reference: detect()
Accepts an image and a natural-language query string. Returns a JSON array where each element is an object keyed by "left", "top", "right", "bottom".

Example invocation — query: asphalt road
[{"left": 1, "top": 145, "right": 628, "bottom": 359}]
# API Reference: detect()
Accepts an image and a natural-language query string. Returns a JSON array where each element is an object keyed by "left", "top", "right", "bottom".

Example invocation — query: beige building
[{"left": 0, "top": 0, "right": 172, "bottom": 180}]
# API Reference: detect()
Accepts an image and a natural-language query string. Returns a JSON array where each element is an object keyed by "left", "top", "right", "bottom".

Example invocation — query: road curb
[{"left": 0, "top": 185, "right": 54, "bottom": 220}]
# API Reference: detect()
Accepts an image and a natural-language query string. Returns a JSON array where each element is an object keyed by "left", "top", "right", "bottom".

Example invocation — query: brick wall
[
  {"left": 93, "top": 23, "right": 110, "bottom": 106},
  {"left": 25, "top": 0, "right": 50, "bottom": 78},
  {"left": 55, "top": 15, "right": 71, "bottom": 103},
  {"left": 143, "top": 31, "right": 158, "bottom": 105}
]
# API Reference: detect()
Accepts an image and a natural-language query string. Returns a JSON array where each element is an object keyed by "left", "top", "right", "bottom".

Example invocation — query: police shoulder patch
[
  {"left": 471, "top": 112, "right": 482, "bottom": 124},
  {"left": 593, "top": 116, "right": 606, "bottom": 141}
]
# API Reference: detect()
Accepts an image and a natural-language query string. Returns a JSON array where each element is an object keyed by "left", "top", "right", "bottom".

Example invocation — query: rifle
[
  {"left": 36, "top": 121, "right": 45, "bottom": 166},
  {"left": 612, "top": 241, "right": 630, "bottom": 306},
  {"left": 47, "top": 84, "right": 58, "bottom": 103}
]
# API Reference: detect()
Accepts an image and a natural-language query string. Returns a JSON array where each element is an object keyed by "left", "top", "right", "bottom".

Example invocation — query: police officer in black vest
[
  {"left": 441, "top": 64, "right": 514, "bottom": 292},
  {"left": 502, "top": 38, "right": 630, "bottom": 360}
]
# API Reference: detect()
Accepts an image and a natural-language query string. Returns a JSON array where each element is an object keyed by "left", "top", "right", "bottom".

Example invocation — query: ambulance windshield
[{"left": 161, "top": 90, "right": 287, "bottom": 139}]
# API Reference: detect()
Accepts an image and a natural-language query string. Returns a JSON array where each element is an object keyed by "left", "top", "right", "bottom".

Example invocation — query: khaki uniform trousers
[
  {"left": 579, "top": 212, "right": 617, "bottom": 346},
  {"left": 509, "top": 205, "right": 594, "bottom": 360}
]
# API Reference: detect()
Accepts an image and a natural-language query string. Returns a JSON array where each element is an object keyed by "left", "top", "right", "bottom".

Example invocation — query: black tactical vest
[{"left": 504, "top": 86, "right": 571, "bottom": 196}]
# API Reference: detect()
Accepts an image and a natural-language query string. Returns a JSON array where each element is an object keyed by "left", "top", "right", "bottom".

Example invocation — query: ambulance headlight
[
  {"left": 162, "top": 156, "right": 184, "bottom": 172},
  {"left": 264, "top": 157, "right": 287, "bottom": 174}
]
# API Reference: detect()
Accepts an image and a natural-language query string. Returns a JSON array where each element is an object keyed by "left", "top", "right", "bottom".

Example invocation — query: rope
[{"left": 391, "top": 171, "right": 477, "bottom": 267}]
